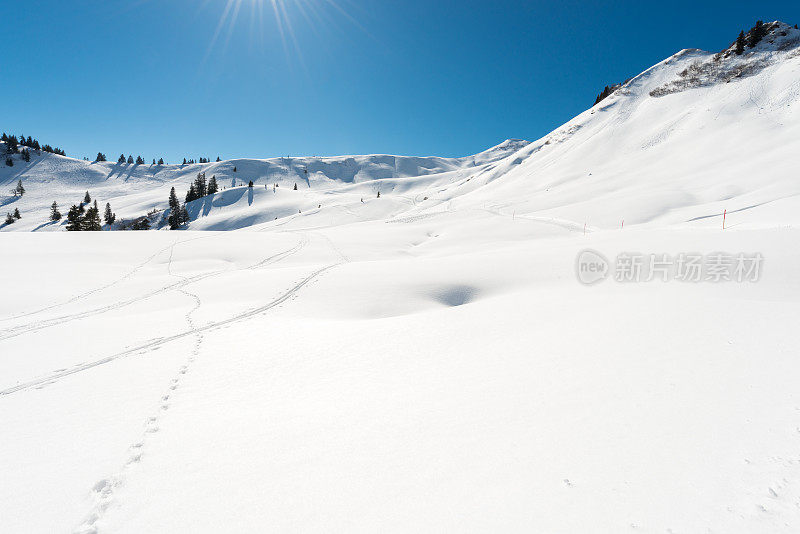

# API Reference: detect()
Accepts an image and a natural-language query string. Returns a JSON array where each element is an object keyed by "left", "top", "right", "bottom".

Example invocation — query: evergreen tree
[
  {"left": 4, "top": 213, "right": 14, "bottom": 225},
  {"left": 5, "top": 157, "right": 13, "bottom": 167},
  {"left": 152, "top": 159, "right": 156, "bottom": 165},
  {"left": 377, "top": 191, "right": 381, "bottom": 198},
  {"left": 185, "top": 184, "right": 198, "bottom": 203},
  {"left": 118, "top": 154, "right": 126, "bottom": 164},
  {"left": 67, "top": 204, "right": 82, "bottom": 232},
  {"left": 248, "top": 180, "right": 254, "bottom": 188},
  {"left": 6, "top": 136, "right": 18, "bottom": 153},
  {"left": 78, "top": 202, "right": 85, "bottom": 214},
  {"left": 15, "top": 180, "right": 25, "bottom": 196},
  {"left": 207, "top": 175, "right": 218, "bottom": 195},
  {"left": 127, "top": 155, "right": 134, "bottom": 164},
  {"left": 293, "top": 183, "right": 298, "bottom": 191},
  {"left": 13, "top": 208, "right": 21, "bottom": 219},
  {"left": 50, "top": 201, "right": 62, "bottom": 221},
  {"left": 735, "top": 31, "right": 746, "bottom": 55},
  {"left": 132, "top": 218, "right": 151, "bottom": 230},
  {"left": 183, "top": 158, "right": 187, "bottom": 165},
  {"left": 84, "top": 191, "right": 91, "bottom": 204},
  {"left": 104, "top": 203, "right": 115, "bottom": 225},
  {"left": 233, "top": 166, "right": 237, "bottom": 172},
  {"left": 96, "top": 152, "right": 107, "bottom": 162},
  {"left": 158, "top": 158, "right": 164, "bottom": 165},
  {"left": 216, "top": 156, "right": 221, "bottom": 162},
  {"left": 21, "top": 149, "right": 31, "bottom": 162},
  {"left": 749, "top": 20, "right": 766, "bottom": 48},
  {"left": 178, "top": 204, "right": 190, "bottom": 226},
  {"left": 168, "top": 187, "right": 182, "bottom": 229},
  {"left": 136, "top": 156, "right": 145, "bottom": 165},
  {"left": 193, "top": 172, "right": 207, "bottom": 197},
  {"left": 82, "top": 203, "right": 102, "bottom": 231}
]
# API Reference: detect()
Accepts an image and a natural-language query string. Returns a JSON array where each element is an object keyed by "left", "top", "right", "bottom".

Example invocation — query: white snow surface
[{"left": 2, "top": 22, "right": 800, "bottom": 533}]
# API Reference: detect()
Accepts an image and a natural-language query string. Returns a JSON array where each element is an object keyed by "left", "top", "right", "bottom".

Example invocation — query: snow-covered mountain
[
  {"left": 2, "top": 22, "right": 800, "bottom": 534},
  {"left": 3, "top": 23, "right": 800, "bottom": 233}
]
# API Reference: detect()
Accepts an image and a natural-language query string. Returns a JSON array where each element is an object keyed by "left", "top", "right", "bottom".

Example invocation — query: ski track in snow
[
  {"left": 0, "top": 233, "right": 336, "bottom": 397},
  {"left": 0, "top": 233, "right": 308, "bottom": 342},
  {"left": 0, "top": 234, "right": 215, "bottom": 324},
  {"left": 71, "top": 231, "right": 344, "bottom": 533},
  {"left": 73, "top": 242, "right": 206, "bottom": 534}
]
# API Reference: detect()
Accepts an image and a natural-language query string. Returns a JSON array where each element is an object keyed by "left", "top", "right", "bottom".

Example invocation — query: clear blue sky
[{"left": 2, "top": 0, "right": 798, "bottom": 162}]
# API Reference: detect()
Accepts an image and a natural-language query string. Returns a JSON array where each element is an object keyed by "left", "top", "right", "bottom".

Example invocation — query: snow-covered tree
[
  {"left": 104, "top": 202, "right": 115, "bottom": 225},
  {"left": 13, "top": 208, "right": 21, "bottom": 219},
  {"left": 66, "top": 205, "right": 82, "bottom": 231},
  {"left": 50, "top": 201, "right": 62, "bottom": 221},
  {"left": 82, "top": 203, "right": 102, "bottom": 231},
  {"left": 207, "top": 175, "right": 218, "bottom": 195},
  {"left": 84, "top": 191, "right": 91, "bottom": 204},
  {"left": 735, "top": 31, "right": 746, "bottom": 55}
]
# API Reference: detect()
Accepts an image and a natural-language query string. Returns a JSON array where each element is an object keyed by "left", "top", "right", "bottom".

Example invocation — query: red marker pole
[{"left": 723, "top": 209, "right": 727, "bottom": 230}]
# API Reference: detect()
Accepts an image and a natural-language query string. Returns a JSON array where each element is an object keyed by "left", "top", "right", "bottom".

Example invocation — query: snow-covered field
[{"left": 2, "top": 22, "right": 800, "bottom": 533}]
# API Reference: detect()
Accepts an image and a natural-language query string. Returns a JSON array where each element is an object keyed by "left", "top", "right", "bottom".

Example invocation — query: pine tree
[
  {"left": 136, "top": 156, "right": 145, "bottom": 165},
  {"left": 749, "top": 20, "right": 766, "bottom": 48},
  {"left": 4, "top": 213, "right": 14, "bottom": 225},
  {"left": 96, "top": 152, "right": 107, "bottom": 162},
  {"left": 185, "top": 184, "right": 198, "bottom": 203},
  {"left": 22, "top": 149, "right": 30, "bottom": 162},
  {"left": 194, "top": 172, "right": 207, "bottom": 197},
  {"left": 84, "top": 191, "right": 91, "bottom": 204},
  {"left": 152, "top": 159, "right": 156, "bottom": 165},
  {"left": 183, "top": 158, "right": 187, "bottom": 165},
  {"left": 127, "top": 155, "right": 134, "bottom": 164},
  {"left": 5, "top": 157, "right": 13, "bottom": 167},
  {"left": 15, "top": 180, "right": 25, "bottom": 196},
  {"left": 179, "top": 204, "right": 190, "bottom": 226},
  {"left": 377, "top": 191, "right": 381, "bottom": 198},
  {"left": 67, "top": 204, "right": 82, "bottom": 232},
  {"left": 158, "top": 158, "right": 164, "bottom": 165},
  {"left": 735, "top": 31, "right": 746, "bottom": 55},
  {"left": 13, "top": 208, "right": 21, "bottom": 219},
  {"left": 50, "top": 201, "right": 62, "bottom": 221},
  {"left": 168, "top": 187, "right": 182, "bottom": 229},
  {"left": 104, "top": 203, "right": 115, "bottom": 225},
  {"left": 6, "top": 136, "right": 18, "bottom": 153},
  {"left": 207, "top": 175, "right": 218, "bottom": 195},
  {"left": 293, "top": 183, "right": 298, "bottom": 191},
  {"left": 248, "top": 180, "right": 254, "bottom": 188},
  {"left": 82, "top": 203, "right": 102, "bottom": 231},
  {"left": 118, "top": 154, "right": 126, "bottom": 164},
  {"left": 233, "top": 166, "right": 237, "bottom": 173},
  {"left": 216, "top": 156, "right": 221, "bottom": 162}
]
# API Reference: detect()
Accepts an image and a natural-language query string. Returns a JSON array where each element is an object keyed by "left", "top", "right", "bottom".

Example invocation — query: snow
[{"left": 2, "top": 23, "right": 800, "bottom": 533}]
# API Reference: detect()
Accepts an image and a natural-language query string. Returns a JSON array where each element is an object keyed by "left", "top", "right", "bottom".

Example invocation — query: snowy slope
[{"left": 2, "top": 22, "right": 800, "bottom": 534}]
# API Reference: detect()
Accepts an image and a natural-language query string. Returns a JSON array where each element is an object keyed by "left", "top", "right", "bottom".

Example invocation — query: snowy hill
[
  {"left": 3, "top": 22, "right": 800, "bottom": 534},
  {"left": 3, "top": 24, "right": 800, "bottom": 234}
]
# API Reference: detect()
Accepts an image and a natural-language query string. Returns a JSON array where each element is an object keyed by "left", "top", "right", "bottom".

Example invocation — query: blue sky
[{"left": 2, "top": 0, "right": 798, "bottom": 161}]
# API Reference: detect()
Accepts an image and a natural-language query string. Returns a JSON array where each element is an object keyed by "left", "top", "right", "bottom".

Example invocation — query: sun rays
[{"left": 201, "top": 0, "right": 366, "bottom": 68}]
